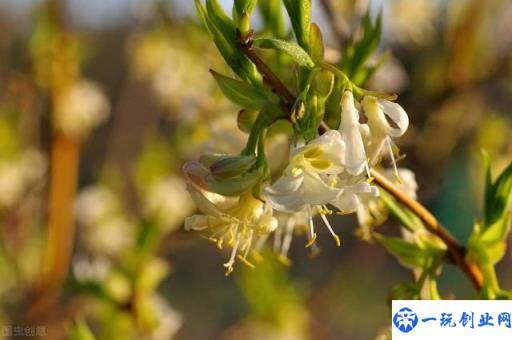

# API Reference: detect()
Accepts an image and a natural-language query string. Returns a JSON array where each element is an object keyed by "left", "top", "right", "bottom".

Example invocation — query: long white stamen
[
  {"left": 305, "top": 205, "right": 317, "bottom": 248},
  {"left": 242, "top": 230, "right": 254, "bottom": 258},
  {"left": 273, "top": 224, "right": 283, "bottom": 252},
  {"left": 320, "top": 213, "right": 341, "bottom": 247},
  {"left": 281, "top": 218, "right": 294, "bottom": 257},
  {"left": 223, "top": 233, "right": 240, "bottom": 276},
  {"left": 387, "top": 137, "right": 402, "bottom": 184}
]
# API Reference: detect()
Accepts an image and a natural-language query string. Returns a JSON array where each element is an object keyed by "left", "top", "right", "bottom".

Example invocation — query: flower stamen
[{"left": 320, "top": 213, "right": 341, "bottom": 247}]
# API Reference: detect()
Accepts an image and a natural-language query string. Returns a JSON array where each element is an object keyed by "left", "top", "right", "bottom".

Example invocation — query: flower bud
[
  {"left": 182, "top": 161, "right": 210, "bottom": 190},
  {"left": 312, "top": 69, "right": 334, "bottom": 98},
  {"left": 237, "top": 12, "right": 251, "bottom": 37},
  {"left": 206, "top": 171, "right": 260, "bottom": 196},
  {"left": 209, "top": 155, "right": 256, "bottom": 180},
  {"left": 291, "top": 101, "right": 306, "bottom": 123},
  {"left": 237, "top": 109, "right": 258, "bottom": 133}
]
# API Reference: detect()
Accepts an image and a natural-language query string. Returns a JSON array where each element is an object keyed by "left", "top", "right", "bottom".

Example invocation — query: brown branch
[
  {"left": 237, "top": 38, "right": 484, "bottom": 293},
  {"left": 237, "top": 38, "right": 295, "bottom": 105},
  {"left": 371, "top": 170, "right": 484, "bottom": 292}
]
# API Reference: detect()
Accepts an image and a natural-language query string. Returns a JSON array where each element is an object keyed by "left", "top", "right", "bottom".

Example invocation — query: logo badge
[{"left": 393, "top": 307, "right": 419, "bottom": 333}]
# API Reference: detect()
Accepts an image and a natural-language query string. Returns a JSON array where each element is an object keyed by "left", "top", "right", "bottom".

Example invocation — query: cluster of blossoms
[{"left": 184, "top": 89, "right": 409, "bottom": 275}]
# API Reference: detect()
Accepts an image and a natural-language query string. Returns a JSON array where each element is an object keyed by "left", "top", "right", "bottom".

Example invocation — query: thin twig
[
  {"left": 237, "top": 38, "right": 295, "bottom": 105},
  {"left": 237, "top": 38, "right": 484, "bottom": 293},
  {"left": 371, "top": 170, "right": 483, "bottom": 291}
]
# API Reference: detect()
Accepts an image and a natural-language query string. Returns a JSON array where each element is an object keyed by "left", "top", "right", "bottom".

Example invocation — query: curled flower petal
[
  {"left": 301, "top": 172, "right": 340, "bottom": 204},
  {"left": 331, "top": 182, "right": 379, "bottom": 213},
  {"left": 339, "top": 91, "right": 367, "bottom": 176},
  {"left": 185, "top": 184, "right": 225, "bottom": 218},
  {"left": 378, "top": 99, "right": 409, "bottom": 137}
]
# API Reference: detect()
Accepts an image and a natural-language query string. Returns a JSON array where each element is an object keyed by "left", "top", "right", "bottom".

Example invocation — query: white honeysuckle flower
[
  {"left": 55, "top": 80, "right": 110, "bottom": 140},
  {"left": 330, "top": 181, "right": 379, "bottom": 213},
  {"left": 362, "top": 95, "right": 409, "bottom": 179},
  {"left": 354, "top": 168, "right": 417, "bottom": 241},
  {"left": 339, "top": 90, "right": 369, "bottom": 176},
  {"left": 264, "top": 130, "right": 348, "bottom": 247},
  {"left": 185, "top": 184, "right": 278, "bottom": 275},
  {"left": 265, "top": 130, "right": 345, "bottom": 213}
]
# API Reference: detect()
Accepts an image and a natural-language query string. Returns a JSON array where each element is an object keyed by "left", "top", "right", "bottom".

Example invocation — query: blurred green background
[{"left": 0, "top": 0, "right": 511, "bottom": 339}]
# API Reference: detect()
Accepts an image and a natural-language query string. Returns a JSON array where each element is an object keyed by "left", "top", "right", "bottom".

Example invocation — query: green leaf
[
  {"left": 253, "top": 38, "right": 314, "bottom": 68},
  {"left": 468, "top": 217, "right": 510, "bottom": 266},
  {"left": 234, "top": 0, "right": 257, "bottom": 16},
  {"left": 482, "top": 150, "right": 493, "bottom": 224},
  {"left": 67, "top": 319, "right": 96, "bottom": 340},
  {"left": 282, "top": 0, "right": 311, "bottom": 50},
  {"left": 380, "top": 190, "right": 423, "bottom": 233},
  {"left": 206, "top": 0, "right": 235, "bottom": 41},
  {"left": 469, "top": 156, "right": 512, "bottom": 266},
  {"left": 210, "top": 70, "right": 269, "bottom": 110},
  {"left": 340, "top": 9, "right": 382, "bottom": 82},
  {"left": 486, "top": 160, "right": 512, "bottom": 226},
  {"left": 258, "top": 0, "right": 286, "bottom": 38},
  {"left": 375, "top": 234, "right": 430, "bottom": 269},
  {"left": 196, "top": 0, "right": 260, "bottom": 85},
  {"left": 308, "top": 23, "right": 324, "bottom": 62}
]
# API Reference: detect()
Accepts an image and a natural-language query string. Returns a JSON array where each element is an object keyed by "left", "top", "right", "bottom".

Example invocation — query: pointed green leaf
[
  {"left": 380, "top": 190, "right": 423, "bottom": 233},
  {"left": 258, "top": 0, "right": 285, "bottom": 38},
  {"left": 375, "top": 234, "right": 429, "bottom": 269},
  {"left": 340, "top": 8, "right": 382, "bottom": 81},
  {"left": 468, "top": 216, "right": 510, "bottom": 266},
  {"left": 196, "top": 0, "right": 261, "bottom": 85},
  {"left": 67, "top": 319, "right": 96, "bottom": 340},
  {"left": 482, "top": 150, "right": 494, "bottom": 225},
  {"left": 210, "top": 70, "right": 269, "bottom": 110},
  {"left": 253, "top": 38, "right": 314, "bottom": 68},
  {"left": 282, "top": 0, "right": 311, "bottom": 50},
  {"left": 488, "top": 160, "right": 512, "bottom": 225},
  {"left": 309, "top": 23, "right": 324, "bottom": 62},
  {"left": 206, "top": 0, "right": 235, "bottom": 41},
  {"left": 234, "top": 0, "right": 258, "bottom": 16}
]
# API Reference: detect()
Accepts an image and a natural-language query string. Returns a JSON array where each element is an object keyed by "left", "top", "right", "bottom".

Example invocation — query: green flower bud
[
  {"left": 237, "top": 109, "right": 258, "bottom": 133},
  {"left": 209, "top": 155, "right": 257, "bottom": 180},
  {"left": 206, "top": 170, "right": 260, "bottom": 196},
  {"left": 312, "top": 69, "right": 334, "bottom": 98}
]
